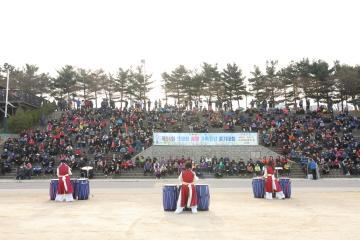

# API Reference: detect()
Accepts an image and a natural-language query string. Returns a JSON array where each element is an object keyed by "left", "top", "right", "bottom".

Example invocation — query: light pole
[
  {"left": 141, "top": 59, "right": 146, "bottom": 110},
  {"left": 3, "top": 65, "right": 10, "bottom": 133},
  {"left": 83, "top": 73, "right": 86, "bottom": 101}
]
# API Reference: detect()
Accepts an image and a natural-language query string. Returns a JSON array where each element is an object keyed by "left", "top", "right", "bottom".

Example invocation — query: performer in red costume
[
  {"left": 55, "top": 160, "right": 74, "bottom": 202},
  {"left": 263, "top": 160, "right": 285, "bottom": 200},
  {"left": 175, "top": 161, "right": 198, "bottom": 214}
]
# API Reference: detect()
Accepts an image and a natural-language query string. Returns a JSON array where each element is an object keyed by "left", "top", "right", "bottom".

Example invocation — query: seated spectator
[
  {"left": 2, "top": 159, "right": 12, "bottom": 174},
  {"left": 143, "top": 160, "right": 152, "bottom": 176},
  {"left": 254, "top": 163, "right": 262, "bottom": 176},
  {"left": 283, "top": 161, "right": 291, "bottom": 176},
  {"left": 320, "top": 162, "right": 330, "bottom": 175},
  {"left": 16, "top": 165, "right": 26, "bottom": 180},
  {"left": 24, "top": 162, "right": 32, "bottom": 179},
  {"left": 153, "top": 161, "right": 161, "bottom": 179},
  {"left": 194, "top": 164, "right": 203, "bottom": 178},
  {"left": 238, "top": 160, "right": 246, "bottom": 175},
  {"left": 160, "top": 164, "right": 167, "bottom": 176},
  {"left": 44, "top": 164, "right": 54, "bottom": 175},
  {"left": 246, "top": 162, "right": 254, "bottom": 175},
  {"left": 0, "top": 160, "right": 4, "bottom": 175},
  {"left": 214, "top": 165, "right": 223, "bottom": 178},
  {"left": 32, "top": 164, "right": 42, "bottom": 176}
]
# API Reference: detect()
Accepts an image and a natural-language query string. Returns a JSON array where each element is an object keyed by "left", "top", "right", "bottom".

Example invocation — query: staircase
[
  {"left": 131, "top": 145, "right": 281, "bottom": 163},
  {"left": 322, "top": 168, "right": 345, "bottom": 178},
  {"left": 266, "top": 146, "right": 306, "bottom": 178},
  {"left": 0, "top": 168, "right": 17, "bottom": 179},
  {"left": 321, "top": 168, "right": 359, "bottom": 178},
  {"left": 287, "top": 162, "right": 306, "bottom": 178}
]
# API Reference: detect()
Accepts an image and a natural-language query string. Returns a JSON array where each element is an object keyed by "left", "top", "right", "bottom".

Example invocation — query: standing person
[
  {"left": 147, "top": 100, "right": 151, "bottom": 111},
  {"left": 55, "top": 160, "right": 74, "bottom": 202},
  {"left": 306, "top": 99, "right": 310, "bottom": 111},
  {"left": 175, "top": 161, "right": 198, "bottom": 214},
  {"left": 299, "top": 99, "right": 303, "bottom": 109},
  {"left": 308, "top": 159, "right": 318, "bottom": 180},
  {"left": 263, "top": 161, "right": 285, "bottom": 200},
  {"left": 76, "top": 99, "right": 81, "bottom": 109}
]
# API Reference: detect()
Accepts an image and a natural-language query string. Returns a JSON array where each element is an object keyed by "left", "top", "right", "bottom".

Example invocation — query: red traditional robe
[
  {"left": 57, "top": 163, "right": 73, "bottom": 194},
  {"left": 178, "top": 169, "right": 198, "bottom": 208},
  {"left": 264, "top": 166, "right": 282, "bottom": 193}
]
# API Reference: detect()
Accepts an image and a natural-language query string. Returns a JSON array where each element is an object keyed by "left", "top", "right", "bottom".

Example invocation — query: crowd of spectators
[
  {"left": 0, "top": 100, "right": 153, "bottom": 179},
  {"left": 132, "top": 155, "right": 291, "bottom": 179},
  {"left": 1, "top": 97, "right": 359, "bottom": 179},
  {"left": 257, "top": 106, "right": 360, "bottom": 177}
]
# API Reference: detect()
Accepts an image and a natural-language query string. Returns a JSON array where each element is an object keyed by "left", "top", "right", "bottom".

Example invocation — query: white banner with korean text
[{"left": 153, "top": 132, "right": 258, "bottom": 146}]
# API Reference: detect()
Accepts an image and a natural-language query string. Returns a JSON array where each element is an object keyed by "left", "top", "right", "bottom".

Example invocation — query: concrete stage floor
[{"left": 0, "top": 179, "right": 359, "bottom": 240}]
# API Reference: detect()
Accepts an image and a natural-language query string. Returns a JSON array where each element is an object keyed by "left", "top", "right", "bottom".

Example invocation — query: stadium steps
[
  {"left": 0, "top": 171, "right": 17, "bottom": 179},
  {"left": 320, "top": 168, "right": 357, "bottom": 178},
  {"left": 266, "top": 146, "right": 283, "bottom": 155},
  {"left": 264, "top": 146, "right": 306, "bottom": 178},
  {"left": 322, "top": 169, "right": 343, "bottom": 178},
  {"left": 131, "top": 145, "right": 281, "bottom": 164},
  {"left": 288, "top": 163, "right": 306, "bottom": 178}
]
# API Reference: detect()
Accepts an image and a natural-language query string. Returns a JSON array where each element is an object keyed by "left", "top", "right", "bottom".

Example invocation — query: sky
[{"left": 1, "top": 0, "right": 360, "bottom": 106}]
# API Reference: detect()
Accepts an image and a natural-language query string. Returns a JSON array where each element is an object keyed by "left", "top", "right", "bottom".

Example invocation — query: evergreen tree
[
  {"left": 76, "top": 68, "right": 93, "bottom": 101},
  {"left": 129, "top": 66, "right": 153, "bottom": 108},
  {"left": 201, "top": 63, "right": 222, "bottom": 109},
  {"left": 168, "top": 65, "right": 189, "bottom": 106},
  {"left": 190, "top": 72, "right": 205, "bottom": 107},
  {"left": 221, "top": 63, "right": 246, "bottom": 109},
  {"left": 88, "top": 69, "right": 106, "bottom": 108},
  {"left": 161, "top": 72, "right": 171, "bottom": 106},
  {"left": 249, "top": 65, "right": 266, "bottom": 103},
  {"left": 51, "top": 65, "right": 77, "bottom": 100},
  {"left": 334, "top": 64, "right": 360, "bottom": 111},
  {"left": 305, "top": 60, "right": 336, "bottom": 109},
  {"left": 114, "top": 68, "right": 132, "bottom": 109},
  {"left": 36, "top": 72, "right": 51, "bottom": 99},
  {"left": 263, "top": 60, "right": 281, "bottom": 107},
  {"left": 278, "top": 62, "right": 301, "bottom": 107}
]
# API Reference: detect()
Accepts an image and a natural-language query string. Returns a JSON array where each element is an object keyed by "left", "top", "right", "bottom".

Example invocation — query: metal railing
[{"left": 0, "top": 90, "right": 43, "bottom": 108}]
